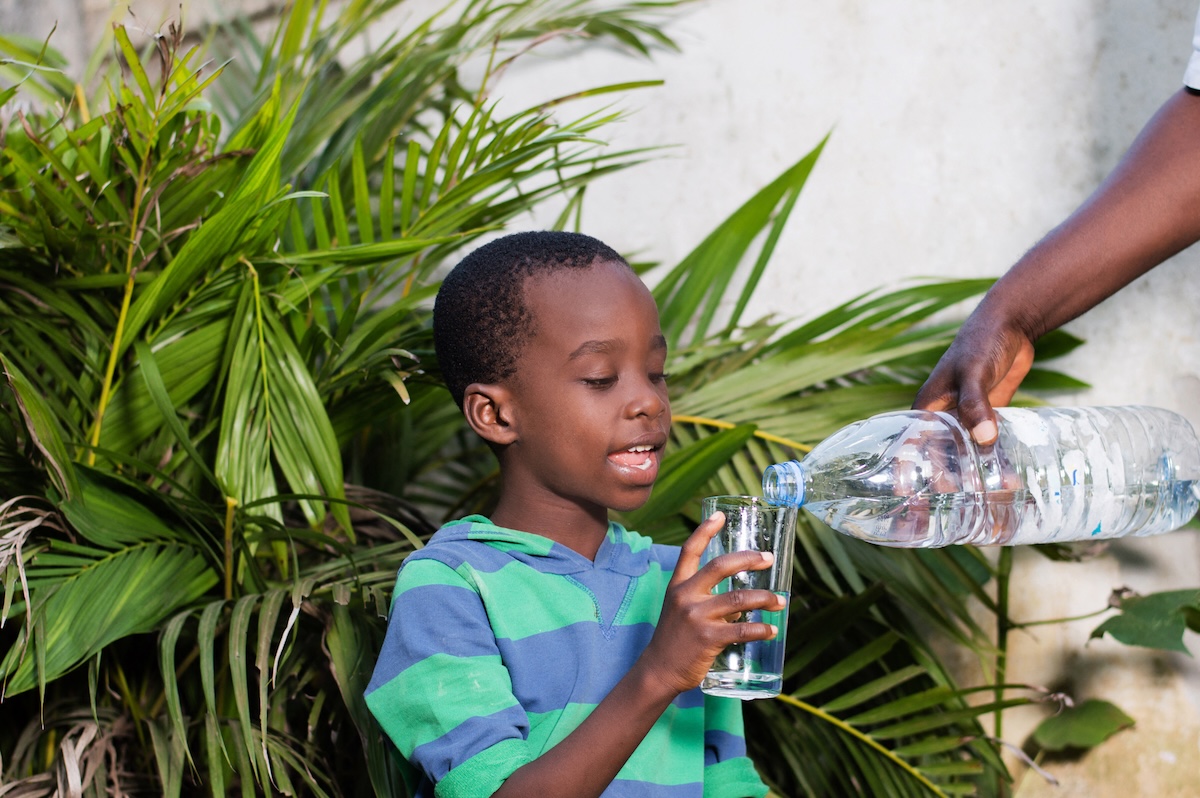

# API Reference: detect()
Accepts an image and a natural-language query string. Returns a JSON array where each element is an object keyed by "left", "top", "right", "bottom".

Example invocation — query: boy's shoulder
[{"left": 405, "top": 516, "right": 681, "bottom": 575}]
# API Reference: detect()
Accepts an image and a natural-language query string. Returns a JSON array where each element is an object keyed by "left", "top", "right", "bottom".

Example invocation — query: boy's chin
[{"left": 607, "top": 486, "right": 656, "bottom": 515}]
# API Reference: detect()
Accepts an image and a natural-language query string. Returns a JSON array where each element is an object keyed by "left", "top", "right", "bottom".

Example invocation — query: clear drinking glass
[{"left": 700, "top": 495, "right": 797, "bottom": 699}]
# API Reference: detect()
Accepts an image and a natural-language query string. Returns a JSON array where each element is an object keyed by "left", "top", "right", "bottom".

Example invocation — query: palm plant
[
  {"left": 1, "top": 1, "right": 1089, "bottom": 796},
  {"left": 1, "top": 3, "right": 677, "bottom": 794}
]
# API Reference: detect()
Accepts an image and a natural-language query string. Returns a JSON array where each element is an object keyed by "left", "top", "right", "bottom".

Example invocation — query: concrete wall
[{"left": 7, "top": 0, "right": 1200, "bottom": 792}]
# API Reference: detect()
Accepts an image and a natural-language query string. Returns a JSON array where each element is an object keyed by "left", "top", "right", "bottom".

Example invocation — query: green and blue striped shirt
[{"left": 365, "top": 516, "right": 768, "bottom": 798}]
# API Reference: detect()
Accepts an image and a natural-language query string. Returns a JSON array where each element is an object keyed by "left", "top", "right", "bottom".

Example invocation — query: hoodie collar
[{"left": 436, "top": 515, "right": 647, "bottom": 576}]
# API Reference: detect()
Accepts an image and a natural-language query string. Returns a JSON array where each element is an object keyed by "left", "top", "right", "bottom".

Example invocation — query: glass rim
[{"left": 702, "top": 494, "right": 781, "bottom": 509}]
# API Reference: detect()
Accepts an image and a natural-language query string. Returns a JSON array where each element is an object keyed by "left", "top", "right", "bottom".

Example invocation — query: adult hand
[
  {"left": 915, "top": 89, "right": 1200, "bottom": 447},
  {"left": 636, "top": 512, "right": 785, "bottom": 696},
  {"left": 912, "top": 308, "right": 1036, "bottom": 446}
]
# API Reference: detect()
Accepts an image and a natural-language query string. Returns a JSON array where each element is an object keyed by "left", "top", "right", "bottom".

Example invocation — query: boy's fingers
[
  {"left": 708, "top": 588, "right": 784, "bottom": 621},
  {"left": 669, "top": 512, "right": 724, "bottom": 587},
  {"left": 725, "top": 621, "right": 780, "bottom": 645},
  {"left": 693, "top": 550, "right": 775, "bottom": 594}
]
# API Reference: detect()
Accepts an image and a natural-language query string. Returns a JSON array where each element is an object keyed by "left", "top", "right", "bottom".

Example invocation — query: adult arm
[{"left": 914, "top": 87, "right": 1200, "bottom": 443}]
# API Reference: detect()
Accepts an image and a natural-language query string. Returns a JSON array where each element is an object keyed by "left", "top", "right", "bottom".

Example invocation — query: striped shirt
[{"left": 365, "top": 516, "right": 768, "bottom": 798}]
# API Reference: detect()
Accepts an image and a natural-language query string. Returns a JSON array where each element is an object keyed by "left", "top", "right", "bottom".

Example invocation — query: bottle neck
[{"left": 763, "top": 460, "right": 807, "bottom": 507}]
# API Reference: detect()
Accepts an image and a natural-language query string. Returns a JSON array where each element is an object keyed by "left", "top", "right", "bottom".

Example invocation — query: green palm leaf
[
  {"left": 1, "top": 471, "right": 216, "bottom": 696},
  {"left": 653, "top": 138, "right": 826, "bottom": 348},
  {"left": 1, "top": 355, "right": 78, "bottom": 500}
]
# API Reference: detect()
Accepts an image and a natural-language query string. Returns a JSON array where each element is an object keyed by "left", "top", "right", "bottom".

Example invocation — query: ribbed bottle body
[{"left": 762, "top": 406, "right": 1200, "bottom": 548}]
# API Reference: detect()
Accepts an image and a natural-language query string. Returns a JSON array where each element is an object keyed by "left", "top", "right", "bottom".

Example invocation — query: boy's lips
[{"left": 608, "top": 441, "right": 663, "bottom": 484}]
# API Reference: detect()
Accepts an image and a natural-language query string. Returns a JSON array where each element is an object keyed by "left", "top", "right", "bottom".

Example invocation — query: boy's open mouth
[{"left": 608, "top": 444, "right": 658, "bottom": 471}]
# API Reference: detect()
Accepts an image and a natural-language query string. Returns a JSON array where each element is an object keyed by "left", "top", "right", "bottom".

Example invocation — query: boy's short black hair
[{"left": 433, "top": 230, "right": 628, "bottom": 407}]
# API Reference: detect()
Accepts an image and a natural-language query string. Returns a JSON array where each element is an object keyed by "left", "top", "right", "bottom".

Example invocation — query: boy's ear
[{"left": 462, "top": 383, "right": 519, "bottom": 446}]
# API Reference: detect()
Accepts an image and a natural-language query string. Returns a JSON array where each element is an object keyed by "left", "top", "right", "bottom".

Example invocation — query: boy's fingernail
[
  {"left": 768, "top": 625, "right": 779, "bottom": 638},
  {"left": 760, "top": 552, "right": 774, "bottom": 564},
  {"left": 972, "top": 420, "right": 997, "bottom": 444}
]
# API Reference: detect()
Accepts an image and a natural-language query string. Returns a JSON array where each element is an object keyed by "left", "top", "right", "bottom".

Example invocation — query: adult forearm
[
  {"left": 986, "top": 88, "right": 1200, "bottom": 340},
  {"left": 491, "top": 662, "right": 676, "bottom": 798}
]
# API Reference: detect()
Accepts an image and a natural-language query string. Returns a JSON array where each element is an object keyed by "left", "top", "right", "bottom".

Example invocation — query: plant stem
[
  {"left": 88, "top": 109, "right": 155, "bottom": 464},
  {"left": 224, "top": 496, "right": 238, "bottom": 600},
  {"left": 670, "top": 414, "right": 814, "bottom": 451},
  {"left": 995, "top": 545, "right": 1013, "bottom": 797},
  {"left": 73, "top": 83, "right": 90, "bottom": 123},
  {"left": 1012, "top": 606, "right": 1110, "bottom": 629}
]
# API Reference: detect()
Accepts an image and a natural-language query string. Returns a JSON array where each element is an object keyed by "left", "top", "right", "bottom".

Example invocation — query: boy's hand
[{"left": 636, "top": 512, "right": 788, "bottom": 697}]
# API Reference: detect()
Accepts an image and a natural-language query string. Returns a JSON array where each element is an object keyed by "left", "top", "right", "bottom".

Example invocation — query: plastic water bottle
[{"left": 761, "top": 406, "right": 1200, "bottom": 547}]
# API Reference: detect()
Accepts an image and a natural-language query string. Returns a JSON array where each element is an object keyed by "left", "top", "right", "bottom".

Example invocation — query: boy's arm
[
  {"left": 365, "top": 557, "right": 536, "bottom": 795},
  {"left": 492, "top": 514, "right": 778, "bottom": 798},
  {"left": 914, "top": 87, "right": 1200, "bottom": 443}
]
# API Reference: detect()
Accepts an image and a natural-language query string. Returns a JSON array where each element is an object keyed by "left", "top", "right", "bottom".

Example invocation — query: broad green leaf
[
  {"left": 114, "top": 27, "right": 155, "bottom": 103},
  {"left": 148, "top": 716, "right": 186, "bottom": 798},
  {"left": 1032, "top": 699, "right": 1135, "bottom": 751},
  {"left": 820, "top": 665, "right": 928, "bottom": 713},
  {"left": 158, "top": 610, "right": 194, "bottom": 769},
  {"left": 198, "top": 600, "right": 226, "bottom": 719},
  {"left": 1091, "top": 589, "right": 1200, "bottom": 653},
  {"left": 130, "top": 340, "right": 220, "bottom": 488},
  {"left": 792, "top": 631, "right": 902, "bottom": 699},
  {"left": 228, "top": 594, "right": 264, "bottom": 784}
]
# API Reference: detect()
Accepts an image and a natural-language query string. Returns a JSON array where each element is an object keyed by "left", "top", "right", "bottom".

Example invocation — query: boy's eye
[
  {"left": 583, "top": 376, "right": 617, "bottom": 388},
  {"left": 652, "top": 372, "right": 670, "bottom": 384}
]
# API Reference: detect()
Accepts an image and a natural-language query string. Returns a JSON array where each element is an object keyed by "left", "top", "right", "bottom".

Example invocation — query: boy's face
[{"left": 501, "top": 259, "right": 671, "bottom": 519}]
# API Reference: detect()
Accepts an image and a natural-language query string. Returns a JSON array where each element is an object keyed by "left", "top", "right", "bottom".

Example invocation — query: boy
[{"left": 365, "top": 231, "right": 782, "bottom": 797}]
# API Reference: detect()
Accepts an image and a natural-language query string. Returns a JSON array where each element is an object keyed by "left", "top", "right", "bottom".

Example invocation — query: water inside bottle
[
  {"left": 768, "top": 406, "right": 1200, "bottom": 546},
  {"left": 805, "top": 479, "right": 1199, "bottom": 547}
]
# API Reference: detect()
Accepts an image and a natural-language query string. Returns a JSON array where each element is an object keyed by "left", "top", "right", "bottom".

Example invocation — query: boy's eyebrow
[{"left": 568, "top": 334, "right": 668, "bottom": 360}]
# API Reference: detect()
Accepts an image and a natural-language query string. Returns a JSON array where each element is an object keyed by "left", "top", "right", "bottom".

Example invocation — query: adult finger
[
  {"left": 954, "top": 384, "right": 999, "bottom": 446},
  {"left": 986, "top": 336, "right": 1035, "bottom": 408},
  {"left": 912, "top": 364, "right": 958, "bottom": 413}
]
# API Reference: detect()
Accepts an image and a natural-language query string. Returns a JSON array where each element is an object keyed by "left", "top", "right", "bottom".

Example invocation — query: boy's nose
[{"left": 627, "top": 380, "right": 667, "bottom": 419}]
